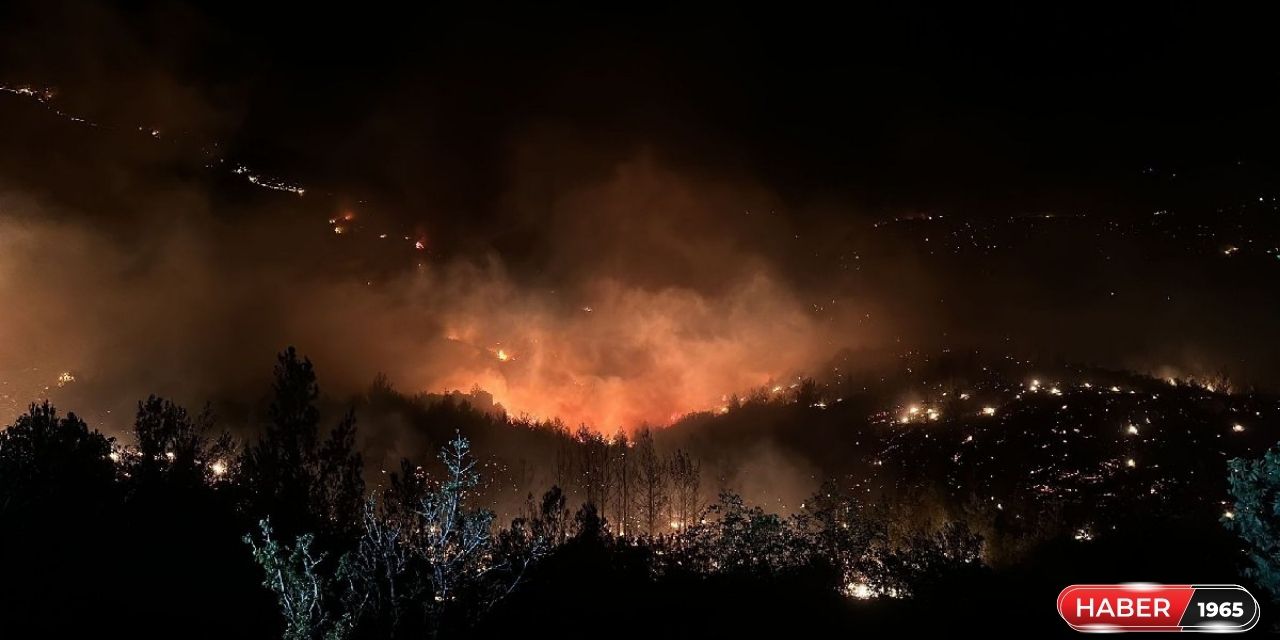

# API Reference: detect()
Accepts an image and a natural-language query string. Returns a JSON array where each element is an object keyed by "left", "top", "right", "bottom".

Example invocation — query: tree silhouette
[
  {"left": 668, "top": 449, "right": 701, "bottom": 530},
  {"left": 0, "top": 402, "right": 118, "bottom": 632},
  {"left": 793, "top": 480, "right": 887, "bottom": 592},
  {"left": 130, "top": 395, "right": 233, "bottom": 490},
  {"left": 575, "top": 426, "right": 614, "bottom": 514},
  {"left": 610, "top": 429, "right": 632, "bottom": 536},
  {"left": 0, "top": 401, "right": 114, "bottom": 517},
  {"left": 682, "top": 491, "right": 798, "bottom": 576},
  {"left": 869, "top": 521, "right": 984, "bottom": 599},
  {"left": 271, "top": 432, "right": 544, "bottom": 638},
  {"left": 635, "top": 428, "right": 668, "bottom": 536},
  {"left": 573, "top": 501, "right": 608, "bottom": 543},
  {"left": 315, "top": 409, "right": 363, "bottom": 536},
  {"left": 241, "top": 347, "right": 364, "bottom": 540},
  {"left": 536, "top": 485, "right": 570, "bottom": 546}
]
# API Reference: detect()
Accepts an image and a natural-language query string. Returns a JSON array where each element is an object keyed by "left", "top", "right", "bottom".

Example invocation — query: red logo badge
[{"left": 1058, "top": 584, "right": 1258, "bottom": 632}]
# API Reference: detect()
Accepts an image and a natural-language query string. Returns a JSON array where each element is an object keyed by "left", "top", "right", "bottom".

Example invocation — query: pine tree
[
  {"left": 668, "top": 449, "right": 701, "bottom": 530},
  {"left": 241, "top": 347, "right": 364, "bottom": 540},
  {"left": 610, "top": 429, "right": 632, "bottom": 536},
  {"left": 635, "top": 428, "right": 668, "bottom": 536}
]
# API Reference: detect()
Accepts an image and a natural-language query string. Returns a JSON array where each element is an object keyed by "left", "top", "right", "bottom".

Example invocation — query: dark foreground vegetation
[{"left": 1, "top": 348, "right": 1279, "bottom": 638}]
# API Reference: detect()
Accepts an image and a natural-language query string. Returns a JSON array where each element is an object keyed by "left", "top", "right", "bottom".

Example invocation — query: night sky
[{"left": 1, "top": 2, "right": 1278, "bottom": 431}]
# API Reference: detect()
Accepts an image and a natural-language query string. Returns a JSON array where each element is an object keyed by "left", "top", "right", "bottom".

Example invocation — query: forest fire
[{"left": 2, "top": 3, "right": 1280, "bottom": 637}]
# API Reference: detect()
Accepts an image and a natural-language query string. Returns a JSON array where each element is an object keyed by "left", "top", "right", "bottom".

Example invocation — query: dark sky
[
  {"left": 1, "top": 2, "right": 1278, "bottom": 430},
  {"left": 5, "top": 3, "right": 1278, "bottom": 219}
]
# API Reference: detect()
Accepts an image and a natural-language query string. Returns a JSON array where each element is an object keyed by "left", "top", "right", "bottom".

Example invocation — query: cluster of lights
[
  {"left": 899, "top": 404, "right": 942, "bottom": 424},
  {"left": 101, "top": 445, "right": 230, "bottom": 482},
  {"left": 860, "top": 360, "right": 1274, "bottom": 558},
  {"left": 234, "top": 166, "right": 306, "bottom": 196},
  {"left": 2, "top": 81, "right": 432, "bottom": 261},
  {"left": 846, "top": 582, "right": 875, "bottom": 599},
  {"left": 0, "top": 85, "right": 318, "bottom": 200}
]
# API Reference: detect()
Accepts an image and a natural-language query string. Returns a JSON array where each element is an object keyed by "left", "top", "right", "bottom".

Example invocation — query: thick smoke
[
  {"left": 2, "top": 120, "right": 1277, "bottom": 441},
  {"left": 2, "top": 0, "right": 1278, "bottom": 452},
  {"left": 0, "top": 156, "right": 874, "bottom": 435}
]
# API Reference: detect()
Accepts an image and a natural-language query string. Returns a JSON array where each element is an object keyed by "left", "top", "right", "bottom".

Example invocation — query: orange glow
[{"left": 405, "top": 275, "right": 846, "bottom": 433}]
